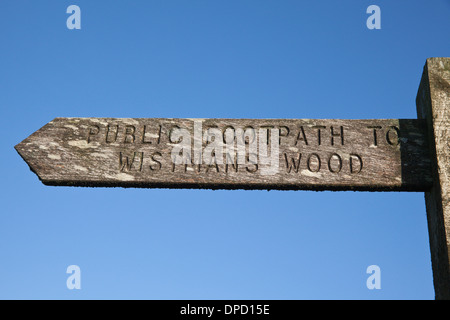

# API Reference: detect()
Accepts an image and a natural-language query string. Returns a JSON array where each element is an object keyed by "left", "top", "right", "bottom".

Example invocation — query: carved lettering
[
  {"left": 279, "top": 125, "right": 289, "bottom": 144},
  {"left": 123, "top": 125, "right": 136, "bottom": 144},
  {"left": 386, "top": 126, "right": 400, "bottom": 146},
  {"left": 141, "top": 125, "right": 152, "bottom": 144},
  {"left": 330, "top": 126, "right": 344, "bottom": 146},
  {"left": 284, "top": 153, "right": 302, "bottom": 173},
  {"left": 119, "top": 151, "right": 143, "bottom": 172},
  {"left": 328, "top": 153, "right": 343, "bottom": 173},
  {"left": 350, "top": 154, "right": 363, "bottom": 174},
  {"left": 312, "top": 125, "right": 326, "bottom": 145},
  {"left": 367, "top": 126, "right": 382, "bottom": 146},
  {"left": 87, "top": 125, "right": 100, "bottom": 143},
  {"left": 307, "top": 153, "right": 321, "bottom": 172},
  {"left": 106, "top": 124, "right": 119, "bottom": 143},
  {"left": 260, "top": 125, "right": 274, "bottom": 145},
  {"left": 245, "top": 154, "right": 258, "bottom": 173},
  {"left": 225, "top": 153, "right": 238, "bottom": 173},
  {"left": 295, "top": 126, "right": 308, "bottom": 146},
  {"left": 149, "top": 152, "right": 162, "bottom": 171}
]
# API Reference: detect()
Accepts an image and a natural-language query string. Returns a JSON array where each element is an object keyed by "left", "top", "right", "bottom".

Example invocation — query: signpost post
[
  {"left": 15, "top": 57, "right": 450, "bottom": 299},
  {"left": 416, "top": 58, "right": 450, "bottom": 299}
]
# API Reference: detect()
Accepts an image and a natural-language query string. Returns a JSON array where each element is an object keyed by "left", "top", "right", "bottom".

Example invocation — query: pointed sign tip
[
  {"left": 14, "top": 140, "right": 27, "bottom": 161},
  {"left": 14, "top": 138, "right": 47, "bottom": 184}
]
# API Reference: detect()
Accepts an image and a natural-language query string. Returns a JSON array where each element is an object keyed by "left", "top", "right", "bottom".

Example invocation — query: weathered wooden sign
[
  {"left": 14, "top": 58, "right": 450, "bottom": 300},
  {"left": 15, "top": 118, "right": 432, "bottom": 191}
]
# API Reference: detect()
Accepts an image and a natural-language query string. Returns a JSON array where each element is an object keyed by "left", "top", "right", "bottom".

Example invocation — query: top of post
[
  {"left": 426, "top": 57, "right": 450, "bottom": 78},
  {"left": 417, "top": 57, "right": 450, "bottom": 119}
]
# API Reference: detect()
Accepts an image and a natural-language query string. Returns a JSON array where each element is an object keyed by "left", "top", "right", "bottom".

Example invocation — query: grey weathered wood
[
  {"left": 416, "top": 57, "right": 450, "bottom": 300},
  {"left": 15, "top": 117, "right": 432, "bottom": 191},
  {"left": 13, "top": 58, "right": 450, "bottom": 299}
]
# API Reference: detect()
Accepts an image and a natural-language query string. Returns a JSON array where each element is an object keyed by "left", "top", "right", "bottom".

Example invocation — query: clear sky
[{"left": 1, "top": 0, "right": 449, "bottom": 300}]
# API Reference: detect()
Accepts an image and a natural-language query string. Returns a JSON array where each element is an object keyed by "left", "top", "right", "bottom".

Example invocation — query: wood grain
[
  {"left": 15, "top": 117, "right": 432, "bottom": 191},
  {"left": 417, "top": 57, "right": 450, "bottom": 299}
]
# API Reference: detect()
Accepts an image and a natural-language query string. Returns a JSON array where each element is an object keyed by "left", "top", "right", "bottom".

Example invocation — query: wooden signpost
[{"left": 15, "top": 57, "right": 450, "bottom": 299}]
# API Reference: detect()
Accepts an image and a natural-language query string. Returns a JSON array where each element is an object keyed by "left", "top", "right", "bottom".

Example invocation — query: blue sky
[{"left": 1, "top": 0, "right": 449, "bottom": 299}]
